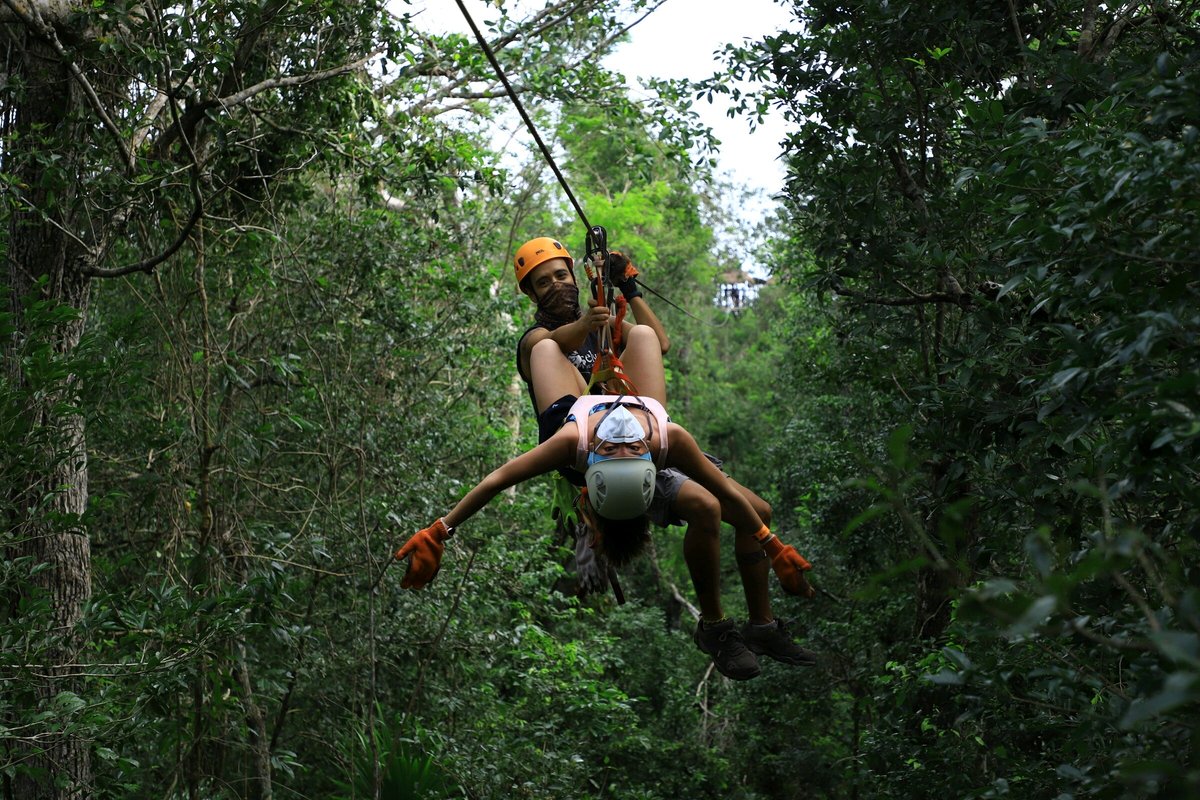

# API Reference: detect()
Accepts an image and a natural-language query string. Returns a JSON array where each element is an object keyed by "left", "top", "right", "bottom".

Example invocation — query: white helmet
[{"left": 584, "top": 457, "right": 657, "bottom": 520}]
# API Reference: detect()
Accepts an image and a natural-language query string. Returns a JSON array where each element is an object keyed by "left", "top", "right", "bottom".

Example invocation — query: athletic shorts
[
  {"left": 538, "top": 394, "right": 587, "bottom": 486},
  {"left": 646, "top": 454, "right": 725, "bottom": 529},
  {"left": 537, "top": 394, "right": 578, "bottom": 444},
  {"left": 537, "top": 393, "right": 726, "bottom": 524}
]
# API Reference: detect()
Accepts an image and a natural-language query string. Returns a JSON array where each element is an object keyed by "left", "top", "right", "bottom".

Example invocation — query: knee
[
  {"left": 530, "top": 337, "right": 561, "bottom": 362},
  {"left": 756, "top": 498, "right": 773, "bottom": 528},
  {"left": 626, "top": 324, "right": 657, "bottom": 348},
  {"left": 676, "top": 485, "right": 721, "bottom": 534},
  {"left": 530, "top": 337, "right": 571, "bottom": 375}
]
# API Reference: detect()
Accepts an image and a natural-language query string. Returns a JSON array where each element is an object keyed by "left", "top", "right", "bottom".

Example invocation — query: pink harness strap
[{"left": 567, "top": 395, "right": 670, "bottom": 472}]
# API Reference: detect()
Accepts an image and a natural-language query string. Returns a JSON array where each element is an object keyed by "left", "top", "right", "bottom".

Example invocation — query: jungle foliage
[
  {"left": 1, "top": 0, "right": 1197, "bottom": 799},
  {"left": 694, "top": 1, "right": 1200, "bottom": 797}
]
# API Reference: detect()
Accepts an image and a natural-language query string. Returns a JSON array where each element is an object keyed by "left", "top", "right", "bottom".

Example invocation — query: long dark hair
[{"left": 593, "top": 514, "right": 650, "bottom": 567}]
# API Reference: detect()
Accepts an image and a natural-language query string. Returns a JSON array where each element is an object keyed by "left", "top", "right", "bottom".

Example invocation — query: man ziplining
[
  {"left": 394, "top": 263, "right": 817, "bottom": 680},
  {"left": 391, "top": 1, "right": 821, "bottom": 681},
  {"left": 391, "top": 234, "right": 819, "bottom": 681}
]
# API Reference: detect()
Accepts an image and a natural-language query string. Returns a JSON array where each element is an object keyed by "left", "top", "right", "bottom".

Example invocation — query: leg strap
[{"left": 736, "top": 548, "right": 768, "bottom": 566}]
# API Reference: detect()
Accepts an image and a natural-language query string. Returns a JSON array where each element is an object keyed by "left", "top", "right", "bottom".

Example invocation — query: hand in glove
[
  {"left": 395, "top": 518, "right": 453, "bottom": 589},
  {"left": 755, "top": 526, "right": 815, "bottom": 598},
  {"left": 606, "top": 251, "right": 642, "bottom": 300}
]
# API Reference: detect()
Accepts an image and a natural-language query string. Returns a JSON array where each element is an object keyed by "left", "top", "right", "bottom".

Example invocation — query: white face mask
[{"left": 594, "top": 405, "right": 646, "bottom": 444}]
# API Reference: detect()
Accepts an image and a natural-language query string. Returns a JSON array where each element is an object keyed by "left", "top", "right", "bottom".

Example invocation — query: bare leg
[
  {"left": 672, "top": 481, "right": 724, "bottom": 621},
  {"left": 726, "top": 479, "right": 775, "bottom": 624},
  {"left": 529, "top": 337, "right": 588, "bottom": 413},
  {"left": 619, "top": 325, "right": 667, "bottom": 405}
]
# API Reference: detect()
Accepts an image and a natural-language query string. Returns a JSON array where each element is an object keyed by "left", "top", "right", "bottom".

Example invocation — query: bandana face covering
[{"left": 534, "top": 280, "right": 581, "bottom": 329}]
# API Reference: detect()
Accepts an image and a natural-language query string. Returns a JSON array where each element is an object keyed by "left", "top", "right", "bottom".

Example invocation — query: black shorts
[
  {"left": 537, "top": 394, "right": 578, "bottom": 444},
  {"left": 538, "top": 394, "right": 586, "bottom": 486},
  {"left": 646, "top": 454, "right": 725, "bottom": 528}
]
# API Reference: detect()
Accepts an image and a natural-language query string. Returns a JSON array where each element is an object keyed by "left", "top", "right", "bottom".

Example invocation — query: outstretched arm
[
  {"left": 442, "top": 429, "right": 574, "bottom": 530},
  {"left": 394, "top": 429, "right": 575, "bottom": 590}
]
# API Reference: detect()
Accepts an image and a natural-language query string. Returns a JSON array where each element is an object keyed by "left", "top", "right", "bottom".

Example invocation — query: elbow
[{"left": 659, "top": 334, "right": 671, "bottom": 355}]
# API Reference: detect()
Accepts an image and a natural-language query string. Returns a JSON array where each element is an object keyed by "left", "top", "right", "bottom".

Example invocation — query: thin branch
[
  {"left": 222, "top": 553, "right": 349, "bottom": 578},
  {"left": 404, "top": 0, "right": 666, "bottom": 116},
  {"left": 1068, "top": 616, "right": 1153, "bottom": 653},
  {"left": 668, "top": 579, "right": 701, "bottom": 622},
  {"left": 833, "top": 281, "right": 968, "bottom": 307},
  {"left": 131, "top": 90, "right": 170, "bottom": 152},
  {"left": 404, "top": 542, "right": 480, "bottom": 719},
  {"left": 1111, "top": 570, "right": 1161, "bottom": 633},
  {"left": 1094, "top": 0, "right": 1150, "bottom": 62},
  {"left": 1005, "top": 0, "right": 1027, "bottom": 55},
  {"left": 82, "top": 162, "right": 203, "bottom": 278},
  {"left": 1113, "top": 248, "right": 1198, "bottom": 267},
  {"left": 85, "top": 75, "right": 205, "bottom": 278},
  {"left": 869, "top": 466, "right": 950, "bottom": 571},
  {"left": 215, "top": 51, "right": 377, "bottom": 112}
]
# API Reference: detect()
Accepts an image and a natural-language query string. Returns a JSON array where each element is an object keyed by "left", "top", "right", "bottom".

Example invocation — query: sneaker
[
  {"left": 694, "top": 619, "right": 761, "bottom": 680},
  {"left": 742, "top": 619, "right": 817, "bottom": 667}
]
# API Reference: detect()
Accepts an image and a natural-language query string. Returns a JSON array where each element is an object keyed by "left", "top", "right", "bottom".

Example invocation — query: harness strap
[
  {"left": 611, "top": 295, "right": 627, "bottom": 350},
  {"left": 586, "top": 351, "right": 637, "bottom": 394}
]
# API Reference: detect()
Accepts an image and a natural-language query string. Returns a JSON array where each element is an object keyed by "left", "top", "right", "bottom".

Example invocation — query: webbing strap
[
  {"left": 587, "top": 352, "right": 638, "bottom": 395},
  {"left": 611, "top": 295, "right": 627, "bottom": 349}
]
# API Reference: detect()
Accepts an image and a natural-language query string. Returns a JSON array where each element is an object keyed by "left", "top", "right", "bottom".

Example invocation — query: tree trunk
[{"left": 4, "top": 30, "right": 94, "bottom": 800}]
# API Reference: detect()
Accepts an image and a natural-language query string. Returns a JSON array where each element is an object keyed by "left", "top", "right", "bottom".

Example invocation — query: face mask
[
  {"left": 595, "top": 405, "right": 646, "bottom": 444},
  {"left": 535, "top": 280, "right": 580, "bottom": 320},
  {"left": 587, "top": 449, "right": 653, "bottom": 467}
]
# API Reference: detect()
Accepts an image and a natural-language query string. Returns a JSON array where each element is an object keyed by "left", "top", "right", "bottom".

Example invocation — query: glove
[
  {"left": 606, "top": 251, "right": 642, "bottom": 300},
  {"left": 395, "top": 518, "right": 453, "bottom": 589},
  {"left": 755, "top": 526, "right": 815, "bottom": 598}
]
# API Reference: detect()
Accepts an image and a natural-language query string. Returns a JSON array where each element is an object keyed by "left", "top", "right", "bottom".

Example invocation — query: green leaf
[
  {"left": 1006, "top": 595, "right": 1057, "bottom": 637},
  {"left": 1150, "top": 631, "right": 1200, "bottom": 668},
  {"left": 1121, "top": 672, "right": 1200, "bottom": 728}
]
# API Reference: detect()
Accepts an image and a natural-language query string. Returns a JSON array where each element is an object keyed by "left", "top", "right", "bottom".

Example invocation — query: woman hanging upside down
[{"left": 394, "top": 324, "right": 816, "bottom": 679}]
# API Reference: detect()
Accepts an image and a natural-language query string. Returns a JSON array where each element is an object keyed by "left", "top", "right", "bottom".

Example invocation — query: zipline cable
[
  {"left": 454, "top": 0, "right": 593, "bottom": 233},
  {"left": 453, "top": 0, "right": 715, "bottom": 329}
]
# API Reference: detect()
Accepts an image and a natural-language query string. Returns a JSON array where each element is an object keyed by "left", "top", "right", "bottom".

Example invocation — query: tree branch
[
  {"left": 84, "top": 81, "right": 206, "bottom": 278},
  {"left": 1094, "top": 1, "right": 1151, "bottom": 62},
  {"left": 833, "top": 281, "right": 969, "bottom": 307},
  {"left": 82, "top": 196, "right": 201, "bottom": 278},
  {"left": 214, "top": 52, "right": 377, "bottom": 113}
]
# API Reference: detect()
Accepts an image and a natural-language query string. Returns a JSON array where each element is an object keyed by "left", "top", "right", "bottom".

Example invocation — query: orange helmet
[{"left": 513, "top": 237, "right": 573, "bottom": 286}]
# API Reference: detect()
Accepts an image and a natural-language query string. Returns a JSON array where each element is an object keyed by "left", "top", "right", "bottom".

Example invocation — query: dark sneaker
[
  {"left": 742, "top": 619, "right": 818, "bottom": 667},
  {"left": 694, "top": 619, "right": 761, "bottom": 680}
]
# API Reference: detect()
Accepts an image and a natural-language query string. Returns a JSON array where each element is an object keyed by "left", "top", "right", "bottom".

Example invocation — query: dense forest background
[{"left": 2, "top": 1, "right": 1198, "bottom": 798}]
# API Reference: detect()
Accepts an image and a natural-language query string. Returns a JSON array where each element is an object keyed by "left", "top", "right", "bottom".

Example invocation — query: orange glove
[
  {"left": 755, "top": 526, "right": 815, "bottom": 598},
  {"left": 395, "top": 518, "right": 453, "bottom": 589},
  {"left": 607, "top": 251, "right": 641, "bottom": 300}
]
